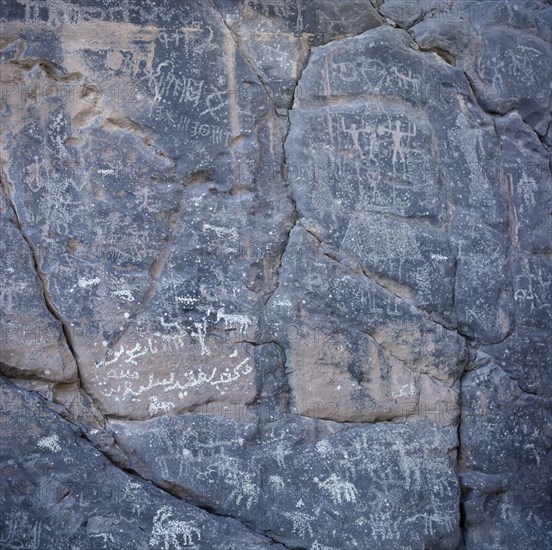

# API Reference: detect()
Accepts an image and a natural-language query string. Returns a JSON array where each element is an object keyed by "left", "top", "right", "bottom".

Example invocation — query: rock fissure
[
  {"left": 298, "top": 223, "right": 464, "bottom": 336},
  {"left": 1, "top": 189, "right": 86, "bottom": 384}
]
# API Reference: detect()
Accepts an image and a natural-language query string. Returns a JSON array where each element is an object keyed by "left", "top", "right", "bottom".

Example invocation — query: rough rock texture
[{"left": 0, "top": 1, "right": 550, "bottom": 549}]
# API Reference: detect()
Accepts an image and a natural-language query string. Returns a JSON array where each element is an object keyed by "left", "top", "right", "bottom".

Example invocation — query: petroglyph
[
  {"left": 314, "top": 474, "right": 358, "bottom": 505},
  {"left": 149, "top": 507, "right": 201, "bottom": 549}
]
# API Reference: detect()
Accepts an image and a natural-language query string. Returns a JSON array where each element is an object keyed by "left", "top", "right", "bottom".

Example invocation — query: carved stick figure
[
  {"left": 378, "top": 119, "right": 417, "bottom": 171},
  {"left": 341, "top": 119, "right": 369, "bottom": 159}
]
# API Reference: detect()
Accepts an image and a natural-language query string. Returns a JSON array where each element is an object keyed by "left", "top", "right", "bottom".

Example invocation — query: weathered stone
[
  {"left": 111, "top": 412, "right": 461, "bottom": 549},
  {"left": 495, "top": 112, "right": 552, "bottom": 255},
  {"left": 286, "top": 25, "right": 514, "bottom": 342},
  {"left": 460, "top": 361, "right": 552, "bottom": 549},
  {"left": 411, "top": 0, "right": 552, "bottom": 135},
  {"left": 266, "top": 226, "right": 465, "bottom": 426},
  {"left": 0, "top": 379, "right": 285, "bottom": 549},
  {"left": 0, "top": 195, "right": 76, "bottom": 382},
  {"left": 1, "top": 1, "right": 292, "bottom": 419},
  {"left": 212, "top": 0, "right": 383, "bottom": 109},
  {"left": 1, "top": 0, "right": 551, "bottom": 547}
]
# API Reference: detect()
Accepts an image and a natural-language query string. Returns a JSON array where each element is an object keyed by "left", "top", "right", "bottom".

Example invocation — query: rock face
[{"left": 0, "top": 1, "right": 550, "bottom": 549}]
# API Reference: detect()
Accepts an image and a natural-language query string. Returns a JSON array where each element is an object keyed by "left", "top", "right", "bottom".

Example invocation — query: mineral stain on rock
[{"left": 0, "top": 1, "right": 551, "bottom": 549}]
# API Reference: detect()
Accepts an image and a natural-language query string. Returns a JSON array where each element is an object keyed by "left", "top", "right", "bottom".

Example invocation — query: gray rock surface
[
  {"left": 0, "top": 0, "right": 550, "bottom": 548},
  {"left": 0, "top": 379, "right": 285, "bottom": 549},
  {"left": 110, "top": 413, "right": 460, "bottom": 549}
]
